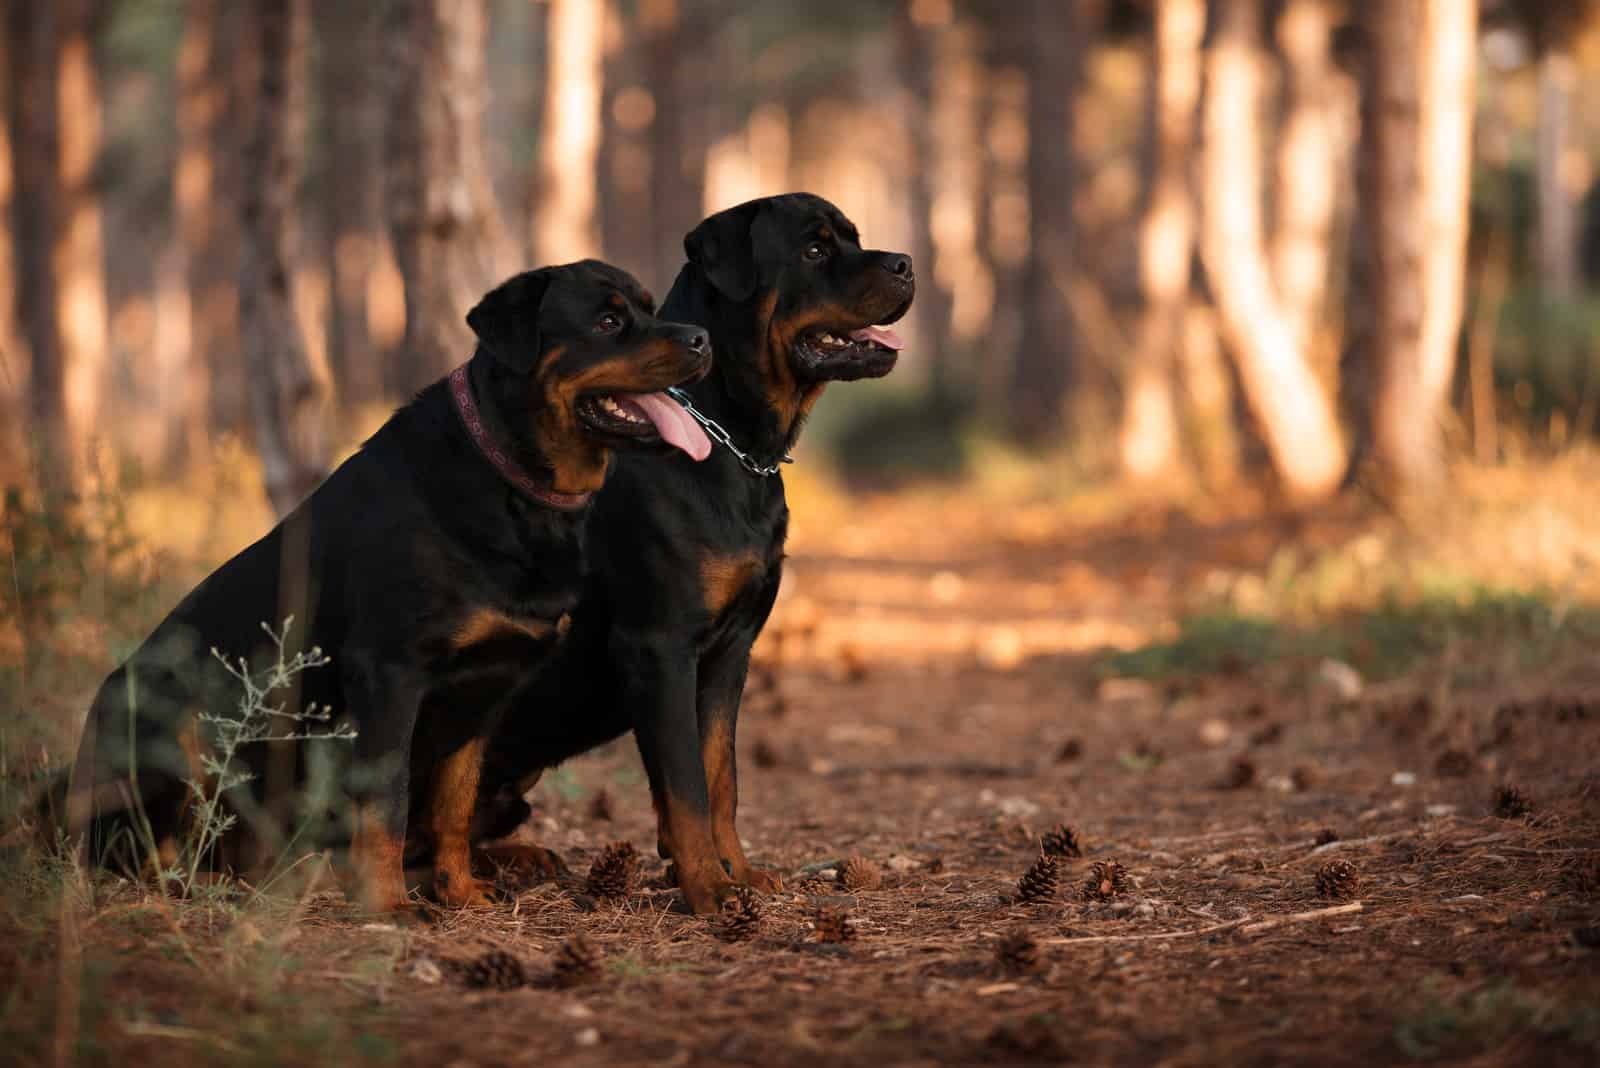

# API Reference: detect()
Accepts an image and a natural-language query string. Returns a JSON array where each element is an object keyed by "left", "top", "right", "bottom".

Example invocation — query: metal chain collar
[{"left": 666, "top": 386, "right": 793, "bottom": 478}]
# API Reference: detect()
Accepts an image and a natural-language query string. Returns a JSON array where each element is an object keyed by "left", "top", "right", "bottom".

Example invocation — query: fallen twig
[
  {"left": 1042, "top": 916, "right": 1252, "bottom": 946},
  {"left": 1238, "top": 901, "right": 1363, "bottom": 936}
]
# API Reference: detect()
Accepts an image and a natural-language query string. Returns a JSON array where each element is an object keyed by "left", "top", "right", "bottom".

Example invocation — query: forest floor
[{"left": 2, "top": 455, "right": 1599, "bottom": 1066}]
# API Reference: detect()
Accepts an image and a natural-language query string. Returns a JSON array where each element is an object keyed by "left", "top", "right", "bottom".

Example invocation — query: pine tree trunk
[
  {"left": 1536, "top": 43, "right": 1578, "bottom": 299},
  {"left": 0, "top": 19, "right": 21, "bottom": 462},
  {"left": 599, "top": 4, "right": 655, "bottom": 281},
  {"left": 239, "top": 0, "right": 329, "bottom": 516},
  {"left": 533, "top": 0, "right": 604, "bottom": 264},
  {"left": 383, "top": 0, "right": 504, "bottom": 395},
  {"left": 6, "top": 4, "right": 70, "bottom": 496},
  {"left": 1010, "top": 0, "right": 1088, "bottom": 442},
  {"left": 1366, "top": 0, "right": 1470, "bottom": 495},
  {"left": 1121, "top": 0, "right": 1203, "bottom": 481},
  {"left": 54, "top": 0, "right": 108, "bottom": 486},
  {"left": 1200, "top": 0, "right": 1345, "bottom": 502},
  {"left": 1271, "top": 0, "right": 1338, "bottom": 357},
  {"left": 318, "top": 1, "right": 386, "bottom": 411},
  {"left": 895, "top": 4, "right": 952, "bottom": 395}
]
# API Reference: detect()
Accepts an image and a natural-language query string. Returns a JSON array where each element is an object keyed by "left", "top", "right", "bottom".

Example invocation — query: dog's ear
[
  {"left": 684, "top": 202, "right": 762, "bottom": 302},
  {"left": 466, "top": 269, "right": 554, "bottom": 373}
]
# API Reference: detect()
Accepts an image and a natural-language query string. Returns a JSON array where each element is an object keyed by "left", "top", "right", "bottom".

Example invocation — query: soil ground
[{"left": 3, "top": 483, "right": 1599, "bottom": 1066}]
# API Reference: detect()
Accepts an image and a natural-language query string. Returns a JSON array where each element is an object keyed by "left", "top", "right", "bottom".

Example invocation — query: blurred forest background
[{"left": 7, "top": 0, "right": 1600, "bottom": 515}]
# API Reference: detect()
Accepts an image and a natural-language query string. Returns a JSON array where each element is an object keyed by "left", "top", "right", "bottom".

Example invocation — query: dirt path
[{"left": 4, "top": 494, "right": 1598, "bottom": 1066}]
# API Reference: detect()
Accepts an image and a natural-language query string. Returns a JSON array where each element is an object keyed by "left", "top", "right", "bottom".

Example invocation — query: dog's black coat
[
  {"left": 473, "top": 194, "right": 914, "bottom": 913},
  {"left": 60, "top": 260, "right": 709, "bottom": 911}
]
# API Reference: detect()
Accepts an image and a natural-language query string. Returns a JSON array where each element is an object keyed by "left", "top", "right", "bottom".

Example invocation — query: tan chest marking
[
  {"left": 450, "top": 608, "right": 569, "bottom": 652},
  {"left": 701, "top": 552, "right": 764, "bottom": 616}
]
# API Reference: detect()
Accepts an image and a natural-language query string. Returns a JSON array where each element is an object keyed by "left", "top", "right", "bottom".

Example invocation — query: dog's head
[
  {"left": 467, "top": 260, "right": 714, "bottom": 493},
  {"left": 683, "top": 194, "right": 913, "bottom": 406}
]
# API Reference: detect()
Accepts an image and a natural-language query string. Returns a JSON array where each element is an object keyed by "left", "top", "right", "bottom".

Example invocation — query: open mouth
[
  {"left": 793, "top": 322, "right": 906, "bottom": 380},
  {"left": 576, "top": 391, "right": 711, "bottom": 461}
]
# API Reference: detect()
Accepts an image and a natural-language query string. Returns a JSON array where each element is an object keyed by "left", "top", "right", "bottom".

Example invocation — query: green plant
[{"left": 163, "top": 618, "right": 354, "bottom": 899}]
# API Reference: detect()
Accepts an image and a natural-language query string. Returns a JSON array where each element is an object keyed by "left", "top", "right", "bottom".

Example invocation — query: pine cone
[
  {"left": 1082, "top": 860, "right": 1130, "bottom": 901},
  {"left": 1494, "top": 784, "right": 1533, "bottom": 820},
  {"left": 549, "top": 934, "right": 603, "bottom": 988},
  {"left": 1040, "top": 824, "right": 1081, "bottom": 858},
  {"left": 813, "top": 905, "right": 856, "bottom": 943},
  {"left": 838, "top": 855, "right": 882, "bottom": 892},
  {"left": 717, "top": 886, "right": 763, "bottom": 941},
  {"left": 1315, "top": 859, "right": 1360, "bottom": 899},
  {"left": 462, "top": 949, "right": 528, "bottom": 991},
  {"left": 586, "top": 840, "right": 641, "bottom": 900},
  {"left": 1016, "top": 854, "right": 1059, "bottom": 904},
  {"left": 994, "top": 929, "right": 1040, "bottom": 975}
]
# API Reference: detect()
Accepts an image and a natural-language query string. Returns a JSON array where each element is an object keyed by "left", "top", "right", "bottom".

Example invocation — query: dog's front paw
[
  {"left": 731, "top": 863, "right": 783, "bottom": 894},
  {"left": 677, "top": 870, "right": 740, "bottom": 916},
  {"left": 435, "top": 870, "right": 498, "bottom": 909}
]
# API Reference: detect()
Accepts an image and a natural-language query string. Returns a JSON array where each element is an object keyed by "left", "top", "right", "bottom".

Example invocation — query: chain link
[{"left": 666, "top": 387, "right": 792, "bottom": 478}]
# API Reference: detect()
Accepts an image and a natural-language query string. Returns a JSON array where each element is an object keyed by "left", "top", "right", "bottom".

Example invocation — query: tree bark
[
  {"left": 1121, "top": 0, "right": 1203, "bottom": 482},
  {"left": 318, "top": 1, "right": 386, "bottom": 411},
  {"left": 53, "top": 0, "right": 108, "bottom": 487},
  {"left": 1200, "top": 0, "right": 1345, "bottom": 502},
  {"left": 383, "top": 0, "right": 505, "bottom": 395},
  {"left": 895, "top": 3, "right": 953, "bottom": 396},
  {"left": 1009, "top": 0, "right": 1089, "bottom": 442},
  {"left": 239, "top": 0, "right": 329, "bottom": 516},
  {"left": 1365, "top": 0, "right": 1474, "bottom": 495},
  {"left": 533, "top": 0, "right": 604, "bottom": 264},
  {"left": 1271, "top": 0, "right": 1338, "bottom": 357},
  {"left": 7, "top": 4, "right": 70, "bottom": 495},
  {"left": 0, "top": 18, "right": 22, "bottom": 460},
  {"left": 1536, "top": 43, "right": 1578, "bottom": 299}
]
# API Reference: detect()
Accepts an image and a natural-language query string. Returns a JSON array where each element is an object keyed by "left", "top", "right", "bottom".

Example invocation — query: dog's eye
[
  {"left": 594, "top": 313, "right": 623, "bottom": 334},
  {"left": 803, "top": 242, "right": 829, "bottom": 262}
]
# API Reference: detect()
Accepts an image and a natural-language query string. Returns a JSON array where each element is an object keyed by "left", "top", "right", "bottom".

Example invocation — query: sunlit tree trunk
[
  {"left": 384, "top": 0, "right": 504, "bottom": 395},
  {"left": 1121, "top": 0, "right": 1203, "bottom": 482},
  {"left": 896, "top": 2, "right": 953, "bottom": 394},
  {"left": 1272, "top": 0, "right": 1337, "bottom": 357},
  {"left": 1536, "top": 41, "right": 1578, "bottom": 298},
  {"left": 1200, "top": 0, "right": 1345, "bottom": 502},
  {"left": 54, "top": 0, "right": 108, "bottom": 487},
  {"left": 240, "top": 0, "right": 329, "bottom": 516},
  {"left": 643, "top": 0, "right": 719, "bottom": 287},
  {"left": 318, "top": 1, "right": 386, "bottom": 412},
  {"left": 1365, "top": 0, "right": 1475, "bottom": 494},
  {"left": 533, "top": 0, "right": 604, "bottom": 264},
  {"left": 0, "top": 21, "right": 20, "bottom": 455},
  {"left": 1010, "top": 0, "right": 1090, "bottom": 442}
]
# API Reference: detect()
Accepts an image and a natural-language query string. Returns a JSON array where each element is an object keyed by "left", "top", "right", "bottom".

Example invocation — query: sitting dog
[
  {"left": 58, "top": 260, "right": 712, "bottom": 912},
  {"left": 472, "top": 194, "right": 914, "bottom": 913}
]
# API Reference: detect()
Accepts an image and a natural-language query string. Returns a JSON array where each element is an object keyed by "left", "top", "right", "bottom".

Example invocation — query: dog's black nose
[
  {"left": 879, "top": 253, "right": 913, "bottom": 281},
  {"left": 684, "top": 328, "right": 710, "bottom": 354}
]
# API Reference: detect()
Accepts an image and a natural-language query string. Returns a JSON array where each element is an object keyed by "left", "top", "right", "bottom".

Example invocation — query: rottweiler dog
[
  {"left": 57, "top": 260, "right": 712, "bottom": 913},
  {"left": 472, "top": 194, "right": 914, "bottom": 914}
]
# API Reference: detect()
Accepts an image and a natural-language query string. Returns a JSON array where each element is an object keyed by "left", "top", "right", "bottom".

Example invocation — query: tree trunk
[
  {"left": 318, "top": 1, "right": 386, "bottom": 412},
  {"left": 53, "top": 0, "right": 108, "bottom": 488},
  {"left": 7, "top": 4, "right": 70, "bottom": 496},
  {"left": 599, "top": 3, "right": 656, "bottom": 280},
  {"left": 1010, "top": 0, "right": 1088, "bottom": 442},
  {"left": 239, "top": 0, "right": 328, "bottom": 516},
  {"left": 0, "top": 19, "right": 21, "bottom": 462},
  {"left": 383, "top": 0, "right": 504, "bottom": 395},
  {"left": 1121, "top": 0, "right": 1203, "bottom": 482},
  {"left": 1536, "top": 42, "right": 1578, "bottom": 299},
  {"left": 895, "top": 3, "right": 953, "bottom": 395},
  {"left": 171, "top": 0, "right": 226, "bottom": 469},
  {"left": 533, "top": 0, "right": 604, "bottom": 264},
  {"left": 1365, "top": 0, "right": 1473, "bottom": 495},
  {"left": 1200, "top": 0, "right": 1345, "bottom": 502},
  {"left": 1271, "top": 0, "right": 1338, "bottom": 357}
]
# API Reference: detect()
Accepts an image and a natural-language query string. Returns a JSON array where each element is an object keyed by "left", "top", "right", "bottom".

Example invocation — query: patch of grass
[
  {"left": 1101, "top": 588, "right": 1600, "bottom": 684},
  {"left": 1393, "top": 978, "right": 1600, "bottom": 1060}
]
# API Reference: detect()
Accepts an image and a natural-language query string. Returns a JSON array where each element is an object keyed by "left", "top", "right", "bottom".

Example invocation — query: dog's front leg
[
  {"left": 697, "top": 643, "right": 781, "bottom": 894},
  {"left": 345, "top": 657, "right": 423, "bottom": 914},
  {"left": 614, "top": 628, "right": 733, "bottom": 915}
]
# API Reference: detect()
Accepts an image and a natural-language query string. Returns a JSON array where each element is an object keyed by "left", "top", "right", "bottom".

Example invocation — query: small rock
[
  {"left": 1391, "top": 771, "right": 1417, "bottom": 787},
  {"left": 1315, "top": 659, "right": 1364, "bottom": 701}
]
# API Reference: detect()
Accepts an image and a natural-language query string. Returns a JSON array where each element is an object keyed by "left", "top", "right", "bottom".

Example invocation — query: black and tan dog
[
  {"left": 57, "top": 260, "right": 712, "bottom": 913},
  {"left": 472, "top": 194, "right": 914, "bottom": 913}
]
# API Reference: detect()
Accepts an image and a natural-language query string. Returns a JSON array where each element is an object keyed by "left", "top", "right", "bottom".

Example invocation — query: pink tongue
[
  {"left": 850, "top": 325, "right": 905, "bottom": 351},
  {"left": 620, "top": 392, "right": 711, "bottom": 461}
]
